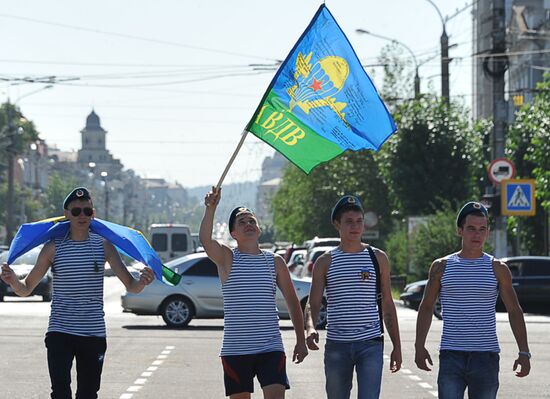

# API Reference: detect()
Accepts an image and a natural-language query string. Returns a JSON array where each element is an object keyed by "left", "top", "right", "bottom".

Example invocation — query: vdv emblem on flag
[{"left": 246, "top": 4, "right": 397, "bottom": 173}]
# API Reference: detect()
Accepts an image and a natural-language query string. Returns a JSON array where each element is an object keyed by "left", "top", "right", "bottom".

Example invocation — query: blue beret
[
  {"left": 63, "top": 187, "right": 92, "bottom": 209},
  {"left": 331, "top": 195, "right": 364, "bottom": 221},
  {"left": 228, "top": 206, "right": 255, "bottom": 231},
  {"left": 456, "top": 201, "right": 488, "bottom": 227}
]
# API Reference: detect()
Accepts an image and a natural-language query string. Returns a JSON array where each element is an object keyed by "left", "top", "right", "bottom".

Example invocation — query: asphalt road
[{"left": 0, "top": 277, "right": 549, "bottom": 398}]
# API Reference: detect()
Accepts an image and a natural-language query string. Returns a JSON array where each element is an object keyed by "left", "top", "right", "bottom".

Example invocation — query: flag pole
[{"left": 215, "top": 130, "right": 249, "bottom": 190}]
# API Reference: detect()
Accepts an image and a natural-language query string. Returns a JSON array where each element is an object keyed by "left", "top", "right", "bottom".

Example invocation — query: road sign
[
  {"left": 488, "top": 158, "right": 516, "bottom": 185},
  {"left": 501, "top": 179, "right": 536, "bottom": 216},
  {"left": 364, "top": 211, "right": 378, "bottom": 229}
]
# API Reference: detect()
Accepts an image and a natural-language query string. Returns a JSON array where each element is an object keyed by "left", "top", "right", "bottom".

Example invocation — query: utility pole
[
  {"left": 491, "top": 0, "right": 508, "bottom": 257},
  {"left": 441, "top": 27, "right": 450, "bottom": 103},
  {"left": 6, "top": 102, "right": 15, "bottom": 245}
]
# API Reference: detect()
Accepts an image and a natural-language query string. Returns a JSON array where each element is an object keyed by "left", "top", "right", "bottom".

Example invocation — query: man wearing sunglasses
[{"left": 1, "top": 186, "right": 155, "bottom": 399}]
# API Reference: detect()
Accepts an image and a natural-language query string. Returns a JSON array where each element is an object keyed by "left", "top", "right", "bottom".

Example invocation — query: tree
[
  {"left": 506, "top": 74, "right": 550, "bottom": 255},
  {"left": 379, "top": 96, "right": 490, "bottom": 217},
  {"left": 272, "top": 150, "right": 391, "bottom": 244},
  {"left": 41, "top": 172, "right": 79, "bottom": 218}
]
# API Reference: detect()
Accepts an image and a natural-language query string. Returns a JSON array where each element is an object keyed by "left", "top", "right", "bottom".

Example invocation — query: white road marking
[
  {"left": 120, "top": 346, "right": 175, "bottom": 398},
  {"left": 418, "top": 382, "right": 433, "bottom": 389}
]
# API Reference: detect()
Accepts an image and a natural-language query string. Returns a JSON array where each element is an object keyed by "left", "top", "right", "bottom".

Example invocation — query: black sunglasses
[{"left": 70, "top": 207, "right": 93, "bottom": 217}]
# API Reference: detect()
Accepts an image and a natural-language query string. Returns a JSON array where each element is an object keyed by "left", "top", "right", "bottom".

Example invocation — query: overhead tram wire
[{"left": 0, "top": 13, "right": 281, "bottom": 62}]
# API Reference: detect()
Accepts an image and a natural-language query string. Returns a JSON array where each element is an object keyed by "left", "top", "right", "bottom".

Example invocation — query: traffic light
[{"left": 481, "top": 193, "right": 501, "bottom": 217}]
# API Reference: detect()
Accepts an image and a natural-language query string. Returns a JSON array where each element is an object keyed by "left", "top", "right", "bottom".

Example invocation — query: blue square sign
[{"left": 501, "top": 179, "right": 536, "bottom": 216}]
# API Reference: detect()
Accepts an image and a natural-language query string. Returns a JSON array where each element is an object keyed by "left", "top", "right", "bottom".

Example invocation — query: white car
[{"left": 121, "top": 252, "right": 327, "bottom": 328}]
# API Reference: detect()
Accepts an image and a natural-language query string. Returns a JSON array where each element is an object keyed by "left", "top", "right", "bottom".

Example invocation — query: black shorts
[{"left": 221, "top": 351, "right": 289, "bottom": 396}]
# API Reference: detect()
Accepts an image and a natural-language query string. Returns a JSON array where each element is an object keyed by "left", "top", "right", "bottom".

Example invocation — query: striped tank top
[
  {"left": 440, "top": 252, "right": 499, "bottom": 352},
  {"left": 220, "top": 249, "right": 284, "bottom": 356},
  {"left": 48, "top": 232, "right": 106, "bottom": 337},
  {"left": 326, "top": 247, "right": 382, "bottom": 342}
]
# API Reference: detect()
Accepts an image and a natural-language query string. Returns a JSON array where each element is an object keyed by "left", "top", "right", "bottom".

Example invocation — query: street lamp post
[
  {"left": 100, "top": 171, "right": 109, "bottom": 220},
  {"left": 356, "top": 29, "right": 420, "bottom": 97}
]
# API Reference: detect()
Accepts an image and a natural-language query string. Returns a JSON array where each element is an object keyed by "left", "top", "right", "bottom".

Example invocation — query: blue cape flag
[{"left": 7, "top": 217, "right": 181, "bottom": 285}]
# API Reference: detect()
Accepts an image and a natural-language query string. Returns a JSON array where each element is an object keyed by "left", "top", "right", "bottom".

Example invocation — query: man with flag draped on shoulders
[{"left": 1, "top": 187, "right": 155, "bottom": 399}]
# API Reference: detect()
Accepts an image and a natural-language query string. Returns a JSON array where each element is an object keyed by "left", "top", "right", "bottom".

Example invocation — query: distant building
[
  {"left": 255, "top": 152, "right": 288, "bottom": 224},
  {"left": 472, "top": 0, "right": 550, "bottom": 120},
  {"left": 77, "top": 110, "right": 122, "bottom": 176}
]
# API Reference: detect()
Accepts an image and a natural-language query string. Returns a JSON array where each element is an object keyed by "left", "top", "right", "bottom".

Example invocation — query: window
[
  {"left": 507, "top": 262, "right": 520, "bottom": 277},
  {"left": 152, "top": 233, "right": 168, "bottom": 252},
  {"left": 172, "top": 234, "right": 188, "bottom": 252},
  {"left": 184, "top": 258, "right": 218, "bottom": 277},
  {"left": 522, "top": 260, "right": 550, "bottom": 277}
]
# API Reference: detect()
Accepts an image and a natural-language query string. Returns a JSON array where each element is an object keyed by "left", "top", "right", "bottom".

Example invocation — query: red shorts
[{"left": 221, "top": 351, "right": 289, "bottom": 396}]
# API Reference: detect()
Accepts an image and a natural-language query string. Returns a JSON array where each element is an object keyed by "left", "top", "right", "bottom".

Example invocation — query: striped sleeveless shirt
[
  {"left": 220, "top": 249, "right": 284, "bottom": 356},
  {"left": 326, "top": 247, "right": 382, "bottom": 342},
  {"left": 48, "top": 232, "right": 106, "bottom": 337},
  {"left": 440, "top": 252, "right": 499, "bottom": 352}
]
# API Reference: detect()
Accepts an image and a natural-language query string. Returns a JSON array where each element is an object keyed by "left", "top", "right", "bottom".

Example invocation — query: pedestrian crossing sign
[{"left": 501, "top": 179, "right": 536, "bottom": 216}]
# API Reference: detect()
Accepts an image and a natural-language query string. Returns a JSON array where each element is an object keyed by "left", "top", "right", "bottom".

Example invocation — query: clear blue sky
[{"left": 0, "top": 0, "right": 474, "bottom": 187}]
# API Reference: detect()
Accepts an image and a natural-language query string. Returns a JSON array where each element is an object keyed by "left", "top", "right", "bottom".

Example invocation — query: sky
[{"left": 0, "top": 0, "right": 475, "bottom": 188}]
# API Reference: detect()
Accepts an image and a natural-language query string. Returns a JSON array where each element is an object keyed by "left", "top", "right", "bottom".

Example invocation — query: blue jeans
[
  {"left": 438, "top": 350, "right": 499, "bottom": 399},
  {"left": 324, "top": 338, "right": 383, "bottom": 399}
]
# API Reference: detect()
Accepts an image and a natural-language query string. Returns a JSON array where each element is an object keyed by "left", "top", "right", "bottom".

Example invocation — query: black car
[
  {"left": 400, "top": 279, "right": 442, "bottom": 319},
  {"left": 0, "top": 246, "right": 52, "bottom": 302},
  {"left": 501, "top": 256, "right": 550, "bottom": 309}
]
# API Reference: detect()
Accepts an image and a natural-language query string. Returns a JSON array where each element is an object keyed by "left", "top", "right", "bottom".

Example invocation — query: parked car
[
  {"left": 400, "top": 280, "right": 442, "bottom": 320},
  {"left": 121, "top": 252, "right": 327, "bottom": 328},
  {"left": 283, "top": 245, "right": 307, "bottom": 263},
  {"left": 296, "top": 246, "right": 335, "bottom": 278},
  {"left": 501, "top": 256, "right": 550, "bottom": 309},
  {"left": 0, "top": 246, "right": 52, "bottom": 302},
  {"left": 304, "top": 237, "right": 340, "bottom": 251},
  {"left": 287, "top": 249, "right": 306, "bottom": 275}
]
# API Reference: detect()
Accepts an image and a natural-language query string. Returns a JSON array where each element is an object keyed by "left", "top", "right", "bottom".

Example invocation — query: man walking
[
  {"left": 306, "top": 195, "right": 402, "bottom": 399},
  {"left": 414, "top": 201, "right": 531, "bottom": 398},
  {"left": 200, "top": 187, "right": 308, "bottom": 399},
  {"left": 1, "top": 187, "right": 154, "bottom": 399}
]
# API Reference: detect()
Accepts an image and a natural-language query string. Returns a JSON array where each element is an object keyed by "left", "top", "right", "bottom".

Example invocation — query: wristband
[{"left": 518, "top": 351, "right": 531, "bottom": 359}]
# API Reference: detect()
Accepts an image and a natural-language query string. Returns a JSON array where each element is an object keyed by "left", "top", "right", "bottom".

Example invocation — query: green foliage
[
  {"left": 0, "top": 103, "right": 40, "bottom": 165},
  {"left": 384, "top": 223, "right": 407, "bottom": 275},
  {"left": 506, "top": 74, "right": 550, "bottom": 254},
  {"left": 0, "top": 183, "right": 41, "bottom": 227},
  {"left": 41, "top": 172, "right": 78, "bottom": 218},
  {"left": 379, "top": 96, "right": 489, "bottom": 217},
  {"left": 409, "top": 206, "right": 461, "bottom": 279},
  {"left": 273, "top": 150, "right": 391, "bottom": 244}
]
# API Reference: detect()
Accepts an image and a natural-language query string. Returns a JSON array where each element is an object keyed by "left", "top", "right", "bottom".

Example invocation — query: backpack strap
[{"left": 366, "top": 245, "right": 384, "bottom": 336}]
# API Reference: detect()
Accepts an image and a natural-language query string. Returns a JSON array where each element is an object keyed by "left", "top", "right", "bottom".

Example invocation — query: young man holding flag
[
  {"left": 1, "top": 187, "right": 155, "bottom": 399},
  {"left": 305, "top": 195, "right": 402, "bottom": 399},
  {"left": 200, "top": 187, "right": 308, "bottom": 399}
]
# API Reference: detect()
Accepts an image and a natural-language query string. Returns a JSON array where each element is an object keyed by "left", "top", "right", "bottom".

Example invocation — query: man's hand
[
  {"left": 1, "top": 263, "right": 17, "bottom": 286},
  {"left": 293, "top": 342, "right": 308, "bottom": 364},
  {"left": 513, "top": 355, "right": 531, "bottom": 377},
  {"left": 414, "top": 347, "right": 433, "bottom": 371},
  {"left": 306, "top": 329, "right": 320, "bottom": 351},
  {"left": 204, "top": 187, "right": 221, "bottom": 208},
  {"left": 390, "top": 347, "right": 402, "bottom": 373},
  {"left": 138, "top": 266, "right": 155, "bottom": 286}
]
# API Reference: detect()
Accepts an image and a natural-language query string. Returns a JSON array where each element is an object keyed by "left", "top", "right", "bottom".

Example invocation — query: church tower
[{"left": 77, "top": 110, "right": 122, "bottom": 174}]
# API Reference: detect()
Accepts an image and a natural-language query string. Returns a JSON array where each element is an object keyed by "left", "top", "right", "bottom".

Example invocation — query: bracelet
[{"left": 518, "top": 351, "right": 531, "bottom": 359}]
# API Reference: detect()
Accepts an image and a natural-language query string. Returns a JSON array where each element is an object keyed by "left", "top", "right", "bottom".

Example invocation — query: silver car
[{"left": 121, "top": 252, "right": 327, "bottom": 328}]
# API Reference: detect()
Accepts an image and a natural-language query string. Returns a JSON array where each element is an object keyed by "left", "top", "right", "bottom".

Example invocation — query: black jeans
[{"left": 45, "top": 332, "right": 107, "bottom": 399}]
